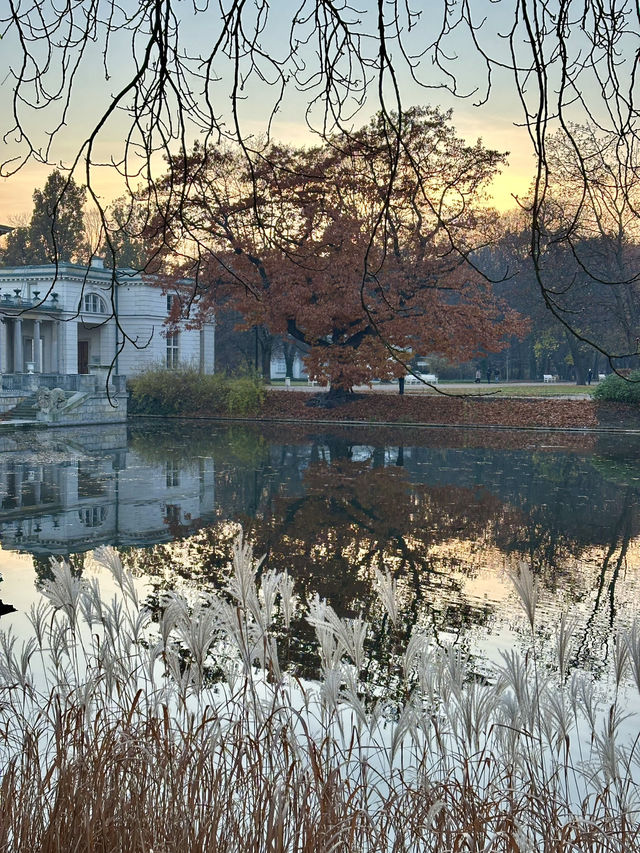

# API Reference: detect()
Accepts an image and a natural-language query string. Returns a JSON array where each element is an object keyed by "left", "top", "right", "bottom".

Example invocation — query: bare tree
[{"left": 1, "top": 1, "right": 639, "bottom": 363}]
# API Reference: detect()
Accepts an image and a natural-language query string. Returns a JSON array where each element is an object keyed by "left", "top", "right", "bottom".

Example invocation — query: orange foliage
[{"left": 152, "top": 107, "right": 528, "bottom": 388}]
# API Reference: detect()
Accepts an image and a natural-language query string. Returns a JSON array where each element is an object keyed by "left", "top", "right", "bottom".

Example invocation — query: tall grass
[{"left": 0, "top": 544, "right": 639, "bottom": 851}]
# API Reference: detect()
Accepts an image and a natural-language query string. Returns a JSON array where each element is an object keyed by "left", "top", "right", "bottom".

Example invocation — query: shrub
[
  {"left": 593, "top": 369, "right": 640, "bottom": 404},
  {"left": 127, "top": 365, "right": 205, "bottom": 415},
  {"left": 226, "top": 373, "right": 266, "bottom": 416},
  {"left": 128, "top": 366, "right": 264, "bottom": 416}
]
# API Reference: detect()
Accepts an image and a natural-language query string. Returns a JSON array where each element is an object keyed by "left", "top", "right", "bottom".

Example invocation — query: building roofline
[{"left": 0, "top": 260, "right": 145, "bottom": 284}]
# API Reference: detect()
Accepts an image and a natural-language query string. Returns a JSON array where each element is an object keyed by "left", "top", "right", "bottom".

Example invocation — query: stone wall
[
  {"left": 0, "top": 372, "right": 128, "bottom": 426},
  {"left": 36, "top": 390, "right": 128, "bottom": 425}
]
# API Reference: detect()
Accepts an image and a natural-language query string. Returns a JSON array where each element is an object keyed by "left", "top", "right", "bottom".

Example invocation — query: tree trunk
[
  {"left": 282, "top": 341, "right": 297, "bottom": 380},
  {"left": 259, "top": 332, "right": 272, "bottom": 380},
  {"left": 564, "top": 331, "right": 588, "bottom": 385}
]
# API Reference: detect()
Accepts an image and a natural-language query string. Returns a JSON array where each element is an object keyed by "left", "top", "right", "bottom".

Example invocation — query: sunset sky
[{"left": 0, "top": 2, "right": 561, "bottom": 221}]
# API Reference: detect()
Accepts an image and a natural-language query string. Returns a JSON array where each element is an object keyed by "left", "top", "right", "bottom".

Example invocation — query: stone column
[
  {"left": 65, "top": 322, "right": 78, "bottom": 374},
  {"left": 33, "top": 319, "right": 42, "bottom": 373},
  {"left": 13, "top": 318, "right": 23, "bottom": 373},
  {"left": 56, "top": 320, "right": 77, "bottom": 373},
  {"left": 51, "top": 321, "right": 58, "bottom": 376}
]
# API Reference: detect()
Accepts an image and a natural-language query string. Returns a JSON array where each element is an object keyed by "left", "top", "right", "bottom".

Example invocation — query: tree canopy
[
  {"left": 153, "top": 108, "right": 526, "bottom": 388},
  {"left": 2, "top": 170, "right": 87, "bottom": 265}
]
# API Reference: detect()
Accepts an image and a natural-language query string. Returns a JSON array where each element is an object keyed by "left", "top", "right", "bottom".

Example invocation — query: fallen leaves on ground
[{"left": 260, "top": 390, "right": 613, "bottom": 430}]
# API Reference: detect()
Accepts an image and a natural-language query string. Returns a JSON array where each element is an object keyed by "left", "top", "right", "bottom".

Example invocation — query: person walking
[
  {"left": 475, "top": 369, "right": 481, "bottom": 383},
  {"left": 486, "top": 367, "right": 491, "bottom": 384}
]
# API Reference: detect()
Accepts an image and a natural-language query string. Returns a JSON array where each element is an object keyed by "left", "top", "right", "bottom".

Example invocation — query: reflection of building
[
  {"left": 0, "top": 260, "right": 214, "bottom": 376},
  {"left": 0, "top": 428, "right": 215, "bottom": 556}
]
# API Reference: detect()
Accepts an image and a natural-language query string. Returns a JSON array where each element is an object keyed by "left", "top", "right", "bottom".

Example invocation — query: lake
[{"left": 1, "top": 418, "right": 640, "bottom": 686}]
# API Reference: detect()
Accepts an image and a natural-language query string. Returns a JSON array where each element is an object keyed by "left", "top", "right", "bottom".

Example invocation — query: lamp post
[{"left": 254, "top": 325, "right": 259, "bottom": 371}]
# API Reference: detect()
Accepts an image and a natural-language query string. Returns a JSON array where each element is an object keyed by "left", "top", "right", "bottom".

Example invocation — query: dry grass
[{"left": 0, "top": 546, "right": 638, "bottom": 851}]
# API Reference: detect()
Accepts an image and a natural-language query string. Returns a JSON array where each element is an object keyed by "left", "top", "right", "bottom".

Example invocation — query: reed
[{"left": 0, "top": 540, "right": 638, "bottom": 851}]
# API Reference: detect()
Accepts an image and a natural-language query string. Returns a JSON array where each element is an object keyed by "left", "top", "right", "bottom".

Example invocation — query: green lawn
[
  {"left": 432, "top": 383, "right": 595, "bottom": 398},
  {"left": 269, "top": 378, "right": 596, "bottom": 397}
]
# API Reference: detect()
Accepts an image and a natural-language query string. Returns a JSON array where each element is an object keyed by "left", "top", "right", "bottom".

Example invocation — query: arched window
[{"left": 82, "top": 292, "right": 107, "bottom": 313}]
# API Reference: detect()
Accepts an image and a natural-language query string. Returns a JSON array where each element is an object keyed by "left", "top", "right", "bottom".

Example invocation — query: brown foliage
[{"left": 151, "top": 109, "right": 528, "bottom": 389}]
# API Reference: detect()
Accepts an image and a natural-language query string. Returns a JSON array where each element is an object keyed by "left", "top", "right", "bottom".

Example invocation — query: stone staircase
[{"left": 1, "top": 393, "right": 39, "bottom": 422}]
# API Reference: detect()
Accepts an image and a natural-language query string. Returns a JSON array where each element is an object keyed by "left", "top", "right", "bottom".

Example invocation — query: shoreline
[{"left": 130, "top": 389, "right": 640, "bottom": 435}]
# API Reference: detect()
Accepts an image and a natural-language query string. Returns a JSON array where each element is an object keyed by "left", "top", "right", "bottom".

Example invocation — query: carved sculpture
[{"left": 37, "top": 387, "right": 67, "bottom": 412}]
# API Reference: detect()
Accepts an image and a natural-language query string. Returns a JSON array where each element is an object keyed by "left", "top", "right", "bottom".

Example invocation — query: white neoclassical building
[{"left": 0, "top": 259, "right": 214, "bottom": 377}]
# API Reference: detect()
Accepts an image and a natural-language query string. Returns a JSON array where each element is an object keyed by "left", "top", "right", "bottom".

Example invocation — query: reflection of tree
[
  {"left": 119, "top": 425, "right": 640, "bottom": 681},
  {"left": 493, "top": 450, "right": 640, "bottom": 579},
  {"left": 570, "top": 486, "right": 637, "bottom": 677},
  {"left": 252, "top": 458, "right": 502, "bottom": 616},
  {"left": 32, "top": 553, "right": 85, "bottom": 585},
  {"left": 126, "top": 443, "right": 505, "bottom": 683}
]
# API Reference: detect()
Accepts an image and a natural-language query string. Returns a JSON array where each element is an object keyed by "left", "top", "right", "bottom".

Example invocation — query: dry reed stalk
[{"left": 0, "top": 538, "right": 638, "bottom": 851}]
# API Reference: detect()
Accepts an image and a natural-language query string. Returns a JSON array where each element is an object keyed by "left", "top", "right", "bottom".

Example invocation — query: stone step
[{"left": 5, "top": 393, "right": 38, "bottom": 421}]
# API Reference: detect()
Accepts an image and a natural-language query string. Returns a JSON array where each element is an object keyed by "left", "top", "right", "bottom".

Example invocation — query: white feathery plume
[
  {"left": 93, "top": 545, "right": 139, "bottom": 606},
  {"left": 612, "top": 629, "right": 629, "bottom": 690},
  {"left": 27, "top": 598, "right": 49, "bottom": 649},
  {"left": 278, "top": 571, "right": 296, "bottom": 630},
  {"left": 374, "top": 568, "right": 398, "bottom": 626},
  {"left": 306, "top": 597, "right": 368, "bottom": 671},
  {"left": 176, "top": 598, "right": 222, "bottom": 688},
  {"left": 626, "top": 620, "right": 640, "bottom": 695},
  {"left": 509, "top": 562, "right": 539, "bottom": 630},
  {"left": 556, "top": 611, "right": 577, "bottom": 683},
  {"left": 225, "top": 535, "right": 263, "bottom": 622},
  {"left": 259, "top": 569, "right": 280, "bottom": 629},
  {"left": 41, "top": 558, "right": 87, "bottom": 633}
]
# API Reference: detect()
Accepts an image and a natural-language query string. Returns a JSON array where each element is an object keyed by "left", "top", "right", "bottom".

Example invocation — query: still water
[{"left": 1, "top": 418, "right": 640, "bottom": 683}]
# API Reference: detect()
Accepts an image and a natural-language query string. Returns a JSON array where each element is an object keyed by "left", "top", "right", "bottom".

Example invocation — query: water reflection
[
  {"left": 1, "top": 420, "right": 640, "bottom": 681},
  {"left": 0, "top": 424, "right": 215, "bottom": 558}
]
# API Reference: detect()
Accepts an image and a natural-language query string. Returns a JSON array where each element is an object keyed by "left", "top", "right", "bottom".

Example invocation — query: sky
[{"left": 0, "top": 1, "right": 599, "bottom": 221}]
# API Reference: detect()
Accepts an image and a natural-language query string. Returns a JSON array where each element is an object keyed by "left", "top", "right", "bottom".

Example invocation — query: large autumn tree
[{"left": 153, "top": 108, "right": 526, "bottom": 389}]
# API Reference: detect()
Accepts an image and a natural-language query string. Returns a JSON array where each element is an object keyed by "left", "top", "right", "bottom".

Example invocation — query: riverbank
[{"left": 228, "top": 390, "right": 640, "bottom": 433}]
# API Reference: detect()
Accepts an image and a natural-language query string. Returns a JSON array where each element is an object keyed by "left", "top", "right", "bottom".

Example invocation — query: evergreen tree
[
  {"left": 1, "top": 170, "right": 87, "bottom": 265},
  {"left": 2, "top": 225, "right": 38, "bottom": 265},
  {"left": 104, "top": 197, "right": 149, "bottom": 269}
]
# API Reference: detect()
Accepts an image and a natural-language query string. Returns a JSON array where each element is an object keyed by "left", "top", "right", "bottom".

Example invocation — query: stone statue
[
  {"left": 37, "top": 387, "right": 67, "bottom": 412},
  {"left": 36, "top": 388, "right": 52, "bottom": 412}
]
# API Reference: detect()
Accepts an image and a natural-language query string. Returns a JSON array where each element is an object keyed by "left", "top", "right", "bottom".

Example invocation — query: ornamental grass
[{"left": 0, "top": 539, "right": 638, "bottom": 851}]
